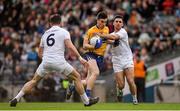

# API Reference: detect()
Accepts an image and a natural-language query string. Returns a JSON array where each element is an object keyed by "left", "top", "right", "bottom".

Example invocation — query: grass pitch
[{"left": 0, "top": 102, "right": 180, "bottom": 110}]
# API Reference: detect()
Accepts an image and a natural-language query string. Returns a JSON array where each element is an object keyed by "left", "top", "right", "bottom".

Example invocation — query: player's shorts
[
  {"left": 112, "top": 55, "right": 134, "bottom": 73},
  {"left": 36, "top": 60, "right": 74, "bottom": 77},
  {"left": 83, "top": 52, "right": 104, "bottom": 72}
]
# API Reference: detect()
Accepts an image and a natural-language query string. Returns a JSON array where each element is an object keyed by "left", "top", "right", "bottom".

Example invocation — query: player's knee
[
  {"left": 118, "top": 83, "right": 125, "bottom": 89},
  {"left": 82, "top": 80, "right": 87, "bottom": 86},
  {"left": 76, "top": 73, "right": 81, "bottom": 80},
  {"left": 92, "top": 70, "right": 99, "bottom": 77},
  {"left": 117, "top": 81, "right": 125, "bottom": 89},
  {"left": 73, "top": 72, "right": 81, "bottom": 81},
  {"left": 127, "top": 78, "right": 135, "bottom": 86}
]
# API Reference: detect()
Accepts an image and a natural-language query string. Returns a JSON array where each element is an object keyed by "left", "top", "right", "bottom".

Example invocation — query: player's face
[
  {"left": 113, "top": 18, "right": 123, "bottom": 30},
  {"left": 97, "top": 19, "right": 107, "bottom": 29}
]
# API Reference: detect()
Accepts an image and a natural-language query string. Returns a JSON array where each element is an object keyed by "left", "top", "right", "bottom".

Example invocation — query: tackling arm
[
  {"left": 38, "top": 47, "right": 43, "bottom": 59},
  {"left": 65, "top": 39, "right": 88, "bottom": 66},
  {"left": 97, "top": 33, "right": 120, "bottom": 40},
  {"left": 65, "top": 39, "right": 81, "bottom": 58}
]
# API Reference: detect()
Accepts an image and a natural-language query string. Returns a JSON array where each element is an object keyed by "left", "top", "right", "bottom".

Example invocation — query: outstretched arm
[
  {"left": 38, "top": 47, "right": 43, "bottom": 59},
  {"left": 65, "top": 39, "right": 88, "bottom": 67},
  {"left": 96, "top": 33, "right": 120, "bottom": 40}
]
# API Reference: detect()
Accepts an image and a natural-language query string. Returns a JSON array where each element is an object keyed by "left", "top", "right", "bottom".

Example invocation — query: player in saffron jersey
[
  {"left": 66, "top": 11, "right": 109, "bottom": 99},
  {"left": 10, "top": 14, "right": 99, "bottom": 107}
]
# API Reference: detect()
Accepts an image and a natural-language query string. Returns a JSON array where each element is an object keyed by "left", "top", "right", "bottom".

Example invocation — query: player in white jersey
[
  {"left": 10, "top": 14, "right": 99, "bottom": 107},
  {"left": 96, "top": 15, "right": 138, "bottom": 104}
]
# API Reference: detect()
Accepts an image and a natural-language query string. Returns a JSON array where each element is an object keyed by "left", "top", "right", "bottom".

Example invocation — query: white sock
[
  {"left": 15, "top": 90, "right": 25, "bottom": 101},
  {"left": 80, "top": 93, "right": 89, "bottom": 105},
  {"left": 132, "top": 95, "right": 137, "bottom": 100}
]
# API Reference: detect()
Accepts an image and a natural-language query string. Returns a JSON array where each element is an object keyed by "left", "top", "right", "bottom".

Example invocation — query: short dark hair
[
  {"left": 49, "top": 14, "right": 61, "bottom": 24},
  {"left": 96, "top": 11, "right": 108, "bottom": 20},
  {"left": 113, "top": 15, "right": 123, "bottom": 21}
]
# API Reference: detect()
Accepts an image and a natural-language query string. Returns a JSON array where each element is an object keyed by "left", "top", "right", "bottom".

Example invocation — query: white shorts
[
  {"left": 36, "top": 61, "right": 74, "bottom": 77},
  {"left": 112, "top": 56, "right": 134, "bottom": 73}
]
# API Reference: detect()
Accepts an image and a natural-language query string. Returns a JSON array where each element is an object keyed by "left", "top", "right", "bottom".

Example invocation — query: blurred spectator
[
  {"left": 128, "top": 10, "right": 142, "bottom": 27},
  {"left": 27, "top": 46, "right": 38, "bottom": 61},
  {"left": 0, "top": 86, "right": 7, "bottom": 102},
  {"left": 41, "top": 74, "right": 56, "bottom": 102},
  {"left": 3, "top": 53, "right": 13, "bottom": 81},
  {"left": 134, "top": 53, "right": 147, "bottom": 102},
  {"left": 162, "top": 0, "right": 175, "bottom": 15},
  {"left": 138, "top": 32, "right": 151, "bottom": 47},
  {"left": 140, "top": 47, "right": 151, "bottom": 63},
  {"left": 10, "top": 65, "right": 26, "bottom": 85},
  {"left": 12, "top": 41, "right": 22, "bottom": 64}
]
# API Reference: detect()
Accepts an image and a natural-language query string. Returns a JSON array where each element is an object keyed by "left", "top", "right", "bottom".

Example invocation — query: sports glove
[
  {"left": 102, "top": 38, "right": 107, "bottom": 43},
  {"left": 95, "top": 38, "right": 102, "bottom": 49},
  {"left": 113, "top": 39, "right": 120, "bottom": 47}
]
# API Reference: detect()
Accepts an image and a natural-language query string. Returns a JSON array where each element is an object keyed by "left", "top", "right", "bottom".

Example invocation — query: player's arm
[
  {"left": 65, "top": 39, "right": 81, "bottom": 58},
  {"left": 65, "top": 39, "right": 88, "bottom": 66},
  {"left": 83, "top": 35, "right": 95, "bottom": 50},
  {"left": 96, "top": 33, "right": 120, "bottom": 40},
  {"left": 38, "top": 47, "right": 43, "bottom": 59},
  {"left": 97, "top": 33, "right": 121, "bottom": 47},
  {"left": 38, "top": 37, "right": 44, "bottom": 59},
  {"left": 106, "top": 39, "right": 115, "bottom": 44}
]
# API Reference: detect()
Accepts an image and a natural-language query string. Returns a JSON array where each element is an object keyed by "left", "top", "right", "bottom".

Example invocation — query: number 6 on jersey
[{"left": 47, "top": 33, "right": 55, "bottom": 46}]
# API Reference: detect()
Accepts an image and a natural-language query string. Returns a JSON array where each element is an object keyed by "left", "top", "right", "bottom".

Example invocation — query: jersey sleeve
[
  {"left": 85, "top": 29, "right": 91, "bottom": 39},
  {"left": 106, "top": 27, "right": 109, "bottom": 34},
  {"left": 116, "top": 30, "right": 127, "bottom": 39},
  {"left": 64, "top": 30, "right": 71, "bottom": 40}
]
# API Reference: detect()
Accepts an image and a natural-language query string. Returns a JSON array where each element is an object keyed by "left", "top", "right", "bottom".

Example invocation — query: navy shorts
[{"left": 83, "top": 52, "right": 104, "bottom": 72}]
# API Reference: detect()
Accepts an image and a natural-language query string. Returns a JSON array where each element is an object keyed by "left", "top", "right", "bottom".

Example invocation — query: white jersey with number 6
[
  {"left": 36, "top": 26, "right": 73, "bottom": 77},
  {"left": 40, "top": 26, "right": 70, "bottom": 63}
]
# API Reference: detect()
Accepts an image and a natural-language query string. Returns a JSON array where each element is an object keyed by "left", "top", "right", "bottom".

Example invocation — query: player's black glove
[
  {"left": 102, "top": 38, "right": 107, "bottom": 43},
  {"left": 113, "top": 39, "right": 120, "bottom": 47}
]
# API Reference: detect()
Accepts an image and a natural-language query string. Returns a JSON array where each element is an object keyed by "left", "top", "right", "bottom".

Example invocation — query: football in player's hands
[
  {"left": 90, "top": 35, "right": 102, "bottom": 49},
  {"left": 94, "top": 39, "right": 102, "bottom": 49}
]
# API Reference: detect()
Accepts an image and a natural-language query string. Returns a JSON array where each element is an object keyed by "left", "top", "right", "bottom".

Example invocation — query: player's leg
[
  {"left": 66, "top": 67, "right": 89, "bottom": 100},
  {"left": 10, "top": 73, "right": 42, "bottom": 107},
  {"left": 124, "top": 67, "right": 138, "bottom": 104},
  {"left": 112, "top": 56, "right": 125, "bottom": 102},
  {"left": 82, "top": 69, "right": 91, "bottom": 87},
  {"left": 85, "top": 59, "right": 99, "bottom": 98},
  {"left": 66, "top": 80, "right": 75, "bottom": 100},
  {"left": 115, "top": 71, "right": 125, "bottom": 102},
  {"left": 67, "top": 69, "right": 99, "bottom": 106}
]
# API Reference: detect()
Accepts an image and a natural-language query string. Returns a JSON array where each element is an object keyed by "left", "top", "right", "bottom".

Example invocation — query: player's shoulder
[
  {"left": 104, "top": 26, "right": 109, "bottom": 30},
  {"left": 88, "top": 26, "right": 109, "bottom": 32},
  {"left": 46, "top": 26, "right": 68, "bottom": 33},
  {"left": 120, "top": 28, "right": 127, "bottom": 33},
  {"left": 54, "top": 26, "right": 70, "bottom": 36},
  {"left": 60, "top": 27, "right": 69, "bottom": 34},
  {"left": 88, "top": 25, "right": 97, "bottom": 31},
  {"left": 104, "top": 26, "right": 109, "bottom": 33},
  {"left": 119, "top": 28, "right": 127, "bottom": 35}
]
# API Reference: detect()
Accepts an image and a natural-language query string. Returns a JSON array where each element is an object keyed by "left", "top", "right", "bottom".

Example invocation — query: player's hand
[
  {"left": 79, "top": 56, "right": 89, "bottom": 68},
  {"left": 93, "top": 32, "right": 102, "bottom": 37},
  {"left": 94, "top": 38, "right": 102, "bottom": 49},
  {"left": 113, "top": 39, "right": 120, "bottom": 47}
]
